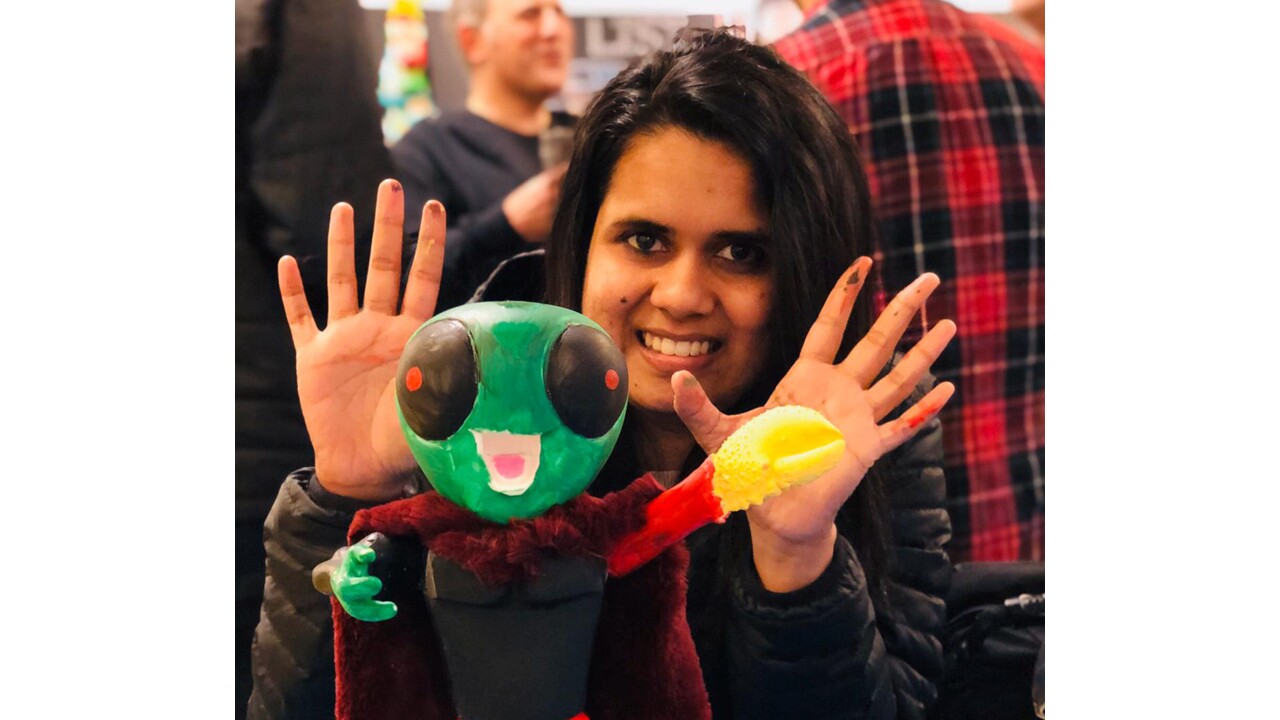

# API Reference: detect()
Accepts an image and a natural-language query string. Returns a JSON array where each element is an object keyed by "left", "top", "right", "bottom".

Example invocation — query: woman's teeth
[{"left": 641, "top": 332, "right": 715, "bottom": 357}]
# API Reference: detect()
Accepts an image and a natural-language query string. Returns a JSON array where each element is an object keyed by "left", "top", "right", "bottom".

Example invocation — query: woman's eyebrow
[
  {"left": 609, "top": 218, "right": 768, "bottom": 244},
  {"left": 608, "top": 218, "right": 670, "bottom": 236},
  {"left": 712, "top": 229, "right": 770, "bottom": 246}
]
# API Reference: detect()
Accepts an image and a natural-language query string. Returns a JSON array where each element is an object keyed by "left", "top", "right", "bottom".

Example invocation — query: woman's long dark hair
[{"left": 545, "top": 28, "right": 893, "bottom": 602}]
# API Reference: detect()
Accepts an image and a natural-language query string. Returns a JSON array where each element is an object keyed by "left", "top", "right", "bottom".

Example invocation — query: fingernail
[
  {"left": 682, "top": 373, "right": 699, "bottom": 388},
  {"left": 427, "top": 200, "right": 443, "bottom": 217},
  {"left": 907, "top": 273, "right": 934, "bottom": 293},
  {"left": 388, "top": 179, "right": 402, "bottom": 193}
]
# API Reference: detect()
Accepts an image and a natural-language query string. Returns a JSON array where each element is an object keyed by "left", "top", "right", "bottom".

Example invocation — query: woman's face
[{"left": 581, "top": 127, "right": 774, "bottom": 415}]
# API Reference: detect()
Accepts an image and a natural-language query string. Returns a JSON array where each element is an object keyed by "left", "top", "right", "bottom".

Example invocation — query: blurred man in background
[
  {"left": 775, "top": 0, "right": 1046, "bottom": 563},
  {"left": 236, "top": 0, "right": 390, "bottom": 716},
  {"left": 392, "top": 0, "right": 575, "bottom": 310}
]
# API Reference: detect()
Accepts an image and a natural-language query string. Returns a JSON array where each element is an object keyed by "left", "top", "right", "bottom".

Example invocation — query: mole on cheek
[{"left": 620, "top": 297, "right": 628, "bottom": 305}]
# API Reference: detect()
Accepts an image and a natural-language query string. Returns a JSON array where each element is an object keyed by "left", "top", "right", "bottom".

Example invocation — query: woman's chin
[{"left": 626, "top": 388, "right": 679, "bottom": 416}]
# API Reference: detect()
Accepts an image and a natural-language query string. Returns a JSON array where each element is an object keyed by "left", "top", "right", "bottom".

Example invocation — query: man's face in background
[{"left": 472, "top": 0, "right": 573, "bottom": 102}]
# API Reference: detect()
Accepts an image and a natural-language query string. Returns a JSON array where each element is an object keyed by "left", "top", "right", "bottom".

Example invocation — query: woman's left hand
[{"left": 672, "top": 257, "right": 955, "bottom": 591}]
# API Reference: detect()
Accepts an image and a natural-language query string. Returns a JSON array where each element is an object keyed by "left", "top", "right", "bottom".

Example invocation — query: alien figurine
[{"left": 314, "top": 301, "right": 846, "bottom": 720}]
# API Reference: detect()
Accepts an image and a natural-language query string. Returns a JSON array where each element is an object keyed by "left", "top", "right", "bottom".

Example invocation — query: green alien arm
[{"left": 312, "top": 532, "right": 400, "bottom": 622}]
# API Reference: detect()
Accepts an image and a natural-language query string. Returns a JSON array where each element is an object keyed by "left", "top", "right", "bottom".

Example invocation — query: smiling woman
[
  {"left": 251, "top": 27, "right": 957, "bottom": 720},
  {"left": 526, "top": 33, "right": 958, "bottom": 718}
]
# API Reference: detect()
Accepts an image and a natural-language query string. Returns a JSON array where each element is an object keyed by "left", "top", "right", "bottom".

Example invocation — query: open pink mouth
[
  {"left": 492, "top": 454, "right": 526, "bottom": 479},
  {"left": 471, "top": 430, "right": 542, "bottom": 496}
]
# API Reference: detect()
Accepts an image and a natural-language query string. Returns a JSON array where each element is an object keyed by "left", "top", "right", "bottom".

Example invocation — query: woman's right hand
[{"left": 277, "top": 179, "right": 447, "bottom": 501}]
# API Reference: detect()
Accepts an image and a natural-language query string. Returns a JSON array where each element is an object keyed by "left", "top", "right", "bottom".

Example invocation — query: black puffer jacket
[
  {"left": 685, "top": 391, "right": 951, "bottom": 719},
  {"left": 236, "top": 0, "right": 391, "bottom": 715},
  {"left": 250, "top": 255, "right": 951, "bottom": 720}
]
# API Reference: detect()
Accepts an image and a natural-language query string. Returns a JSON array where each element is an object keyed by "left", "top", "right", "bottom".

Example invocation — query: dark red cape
[{"left": 333, "top": 475, "right": 712, "bottom": 720}]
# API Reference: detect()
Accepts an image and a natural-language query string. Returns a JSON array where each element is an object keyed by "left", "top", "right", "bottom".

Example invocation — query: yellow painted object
[{"left": 712, "top": 406, "right": 846, "bottom": 512}]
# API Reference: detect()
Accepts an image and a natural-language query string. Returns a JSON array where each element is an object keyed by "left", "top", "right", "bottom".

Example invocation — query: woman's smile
[{"left": 634, "top": 330, "right": 723, "bottom": 371}]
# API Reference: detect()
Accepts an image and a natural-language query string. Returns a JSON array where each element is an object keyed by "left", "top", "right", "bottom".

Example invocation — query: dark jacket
[
  {"left": 236, "top": 0, "right": 391, "bottom": 715},
  {"left": 390, "top": 110, "right": 575, "bottom": 311},
  {"left": 250, "top": 254, "right": 951, "bottom": 720}
]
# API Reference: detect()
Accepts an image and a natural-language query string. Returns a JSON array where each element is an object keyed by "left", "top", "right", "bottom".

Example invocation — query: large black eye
[
  {"left": 546, "top": 325, "right": 628, "bottom": 438},
  {"left": 396, "top": 320, "right": 478, "bottom": 441}
]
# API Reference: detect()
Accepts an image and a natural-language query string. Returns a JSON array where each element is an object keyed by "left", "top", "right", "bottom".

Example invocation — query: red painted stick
[{"left": 607, "top": 458, "right": 726, "bottom": 577}]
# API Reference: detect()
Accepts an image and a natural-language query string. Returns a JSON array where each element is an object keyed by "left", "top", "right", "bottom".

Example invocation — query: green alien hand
[{"left": 330, "top": 534, "right": 398, "bottom": 622}]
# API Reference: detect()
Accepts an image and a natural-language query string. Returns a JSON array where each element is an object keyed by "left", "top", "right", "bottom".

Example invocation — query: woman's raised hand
[
  {"left": 673, "top": 257, "right": 955, "bottom": 590},
  {"left": 277, "top": 179, "right": 447, "bottom": 501}
]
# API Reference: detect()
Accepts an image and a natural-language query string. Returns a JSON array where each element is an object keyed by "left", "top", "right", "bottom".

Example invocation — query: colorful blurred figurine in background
[
  {"left": 314, "top": 301, "right": 847, "bottom": 720},
  {"left": 379, "top": 0, "right": 438, "bottom": 145}
]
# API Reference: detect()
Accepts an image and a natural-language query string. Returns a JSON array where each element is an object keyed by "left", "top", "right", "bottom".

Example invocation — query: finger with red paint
[{"left": 879, "top": 381, "right": 955, "bottom": 452}]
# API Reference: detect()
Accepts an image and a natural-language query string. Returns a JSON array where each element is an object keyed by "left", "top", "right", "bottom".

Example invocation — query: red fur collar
[{"left": 349, "top": 474, "right": 661, "bottom": 585}]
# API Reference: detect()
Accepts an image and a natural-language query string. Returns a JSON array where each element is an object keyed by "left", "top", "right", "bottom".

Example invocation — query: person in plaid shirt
[{"left": 775, "top": 0, "right": 1045, "bottom": 562}]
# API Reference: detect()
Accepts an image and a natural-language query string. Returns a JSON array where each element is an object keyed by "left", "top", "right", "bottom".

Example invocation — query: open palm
[
  {"left": 673, "top": 257, "right": 956, "bottom": 544},
  {"left": 278, "top": 179, "right": 448, "bottom": 501}
]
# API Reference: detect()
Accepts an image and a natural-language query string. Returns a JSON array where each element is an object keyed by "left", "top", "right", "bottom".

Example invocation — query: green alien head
[{"left": 394, "top": 301, "right": 629, "bottom": 523}]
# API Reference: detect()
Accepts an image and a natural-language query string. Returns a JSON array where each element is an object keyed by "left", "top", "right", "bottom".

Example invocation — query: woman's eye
[
  {"left": 715, "top": 242, "right": 764, "bottom": 266},
  {"left": 625, "top": 234, "right": 662, "bottom": 253}
]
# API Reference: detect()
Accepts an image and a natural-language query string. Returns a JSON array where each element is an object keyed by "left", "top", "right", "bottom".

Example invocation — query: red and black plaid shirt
[{"left": 775, "top": 0, "right": 1045, "bottom": 562}]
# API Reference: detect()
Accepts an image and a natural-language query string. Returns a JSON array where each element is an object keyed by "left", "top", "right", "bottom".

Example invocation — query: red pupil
[
  {"left": 604, "top": 369, "right": 619, "bottom": 390},
  {"left": 406, "top": 367, "right": 423, "bottom": 392}
]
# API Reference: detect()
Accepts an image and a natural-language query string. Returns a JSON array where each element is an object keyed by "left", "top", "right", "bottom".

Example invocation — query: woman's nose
[{"left": 648, "top": 254, "right": 715, "bottom": 319}]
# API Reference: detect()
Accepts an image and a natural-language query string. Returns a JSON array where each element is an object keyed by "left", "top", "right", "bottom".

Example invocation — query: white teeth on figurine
[
  {"left": 472, "top": 430, "right": 541, "bottom": 496},
  {"left": 642, "top": 332, "right": 715, "bottom": 357}
]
